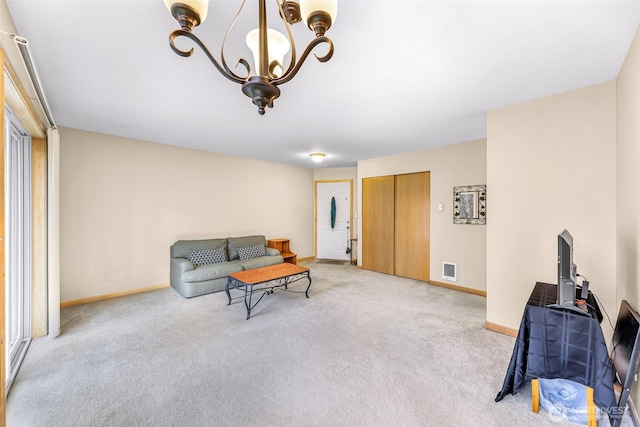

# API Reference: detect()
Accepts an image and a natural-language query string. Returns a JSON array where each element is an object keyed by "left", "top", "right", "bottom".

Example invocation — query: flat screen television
[
  {"left": 549, "top": 229, "right": 589, "bottom": 316},
  {"left": 612, "top": 300, "right": 640, "bottom": 388},
  {"left": 557, "top": 229, "right": 577, "bottom": 307},
  {"left": 610, "top": 300, "right": 640, "bottom": 426}
]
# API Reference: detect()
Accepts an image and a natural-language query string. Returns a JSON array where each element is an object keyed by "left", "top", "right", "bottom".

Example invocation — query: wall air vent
[{"left": 443, "top": 262, "right": 457, "bottom": 282}]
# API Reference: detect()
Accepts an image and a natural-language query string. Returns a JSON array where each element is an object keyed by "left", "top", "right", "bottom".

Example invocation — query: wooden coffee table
[{"left": 225, "top": 263, "right": 311, "bottom": 319}]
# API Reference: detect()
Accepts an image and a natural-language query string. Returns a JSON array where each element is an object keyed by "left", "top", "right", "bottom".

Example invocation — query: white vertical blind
[
  {"left": 47, "top": 127, "right": 60, "bottom": 338},
  {"left": 4, "top": 107, "right": 32, "bottom": 392}
]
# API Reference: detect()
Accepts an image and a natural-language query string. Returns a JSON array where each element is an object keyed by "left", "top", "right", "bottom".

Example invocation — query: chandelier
[{"left": 164, "top": 0, "right": 337, "bottom": 115}]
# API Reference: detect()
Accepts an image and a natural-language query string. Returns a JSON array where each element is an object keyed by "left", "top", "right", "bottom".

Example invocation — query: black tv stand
[{"left": 547, "top": 303, "right": 593, "bottom": 317}]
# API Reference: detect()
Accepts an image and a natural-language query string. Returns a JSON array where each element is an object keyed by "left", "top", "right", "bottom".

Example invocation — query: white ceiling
[{"left": 6, "top": 0, "right": 640, "bottom": 168}]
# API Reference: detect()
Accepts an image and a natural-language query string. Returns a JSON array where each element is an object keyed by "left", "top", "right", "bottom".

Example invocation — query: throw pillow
[
  {"left": 188, "top": 247, "right": 227, "bottom": 267},
  {"left": 237, "top": 243, "right": 266, "bottom": 261}
]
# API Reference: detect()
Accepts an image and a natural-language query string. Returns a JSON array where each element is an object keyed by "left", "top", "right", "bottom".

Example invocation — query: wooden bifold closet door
[
  {"left": 362, "top": 172, "right": 430, "bottom": 282},
  {"left": 362, "top": 176, "right": 395, "bottom": 274},
  {"left": 394, "top": 172, "right": 430, "bottom": 281}
]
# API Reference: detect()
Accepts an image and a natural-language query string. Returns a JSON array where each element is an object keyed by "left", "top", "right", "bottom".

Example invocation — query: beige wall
[
  {"left": 313, "top": 167, "right": 357, "bottom": 182},
  {"left": 487, "top": 82, "right": 617, "bottom": 337},
  {"left": 617, "top": 23, "right": 640, "bottom": 317},
  {"left": 617, "top": 24, "right": 640, "bottom": 400},
  {"left": 59, "top": 127, "right": 314, "bottom": 302},
  {"left": 357, "top": 139, "right": 487, "bottom": 291}
]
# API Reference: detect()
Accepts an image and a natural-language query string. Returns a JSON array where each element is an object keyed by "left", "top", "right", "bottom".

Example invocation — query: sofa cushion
[
  {"left": 171, "top": 238, "right": 228, "bottom": 259},
  {"left": 188, "top": 247, "right": 227, "bottom": 266},
  {"left": 227, "top": 235, "right": 267, "bottom": 260},
  {"left": 236, "top": 255, "right": 284, "bottom": 270},
  {"left": 238, "top": 243, "right": 266, "bottom": 261},
  {"left": 265, "top": 247, "right": 280, "bottom": 256},
  {"left": 182, "top": 261, "right": 243, "bottom": 283}
]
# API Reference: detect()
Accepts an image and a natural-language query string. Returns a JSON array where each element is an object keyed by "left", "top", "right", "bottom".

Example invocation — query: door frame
[{"left": 313, "top": 179, "right": 354, "bottom": 259}]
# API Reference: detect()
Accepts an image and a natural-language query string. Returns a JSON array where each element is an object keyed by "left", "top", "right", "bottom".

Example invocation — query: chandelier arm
[
  {"left": 272, "top": 36, "right": 334, "bottom": 86},
  {"left": 169, "top": 29, "right": 248, "bottom": 84},
  {"left": 169, "top": 29, "right": 246, "bottom": 85},
  {"left": 275, "top": 0, "right": 298, "bottom": 78},
  {"left": 169, "top": 29, "right": 195, "bottom": 57},
  {"left": 220, "top": 0, "right": 252, "bottom": 80}
]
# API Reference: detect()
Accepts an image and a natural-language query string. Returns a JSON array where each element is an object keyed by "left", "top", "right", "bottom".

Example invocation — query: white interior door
[{"left": 316, "top": 182, "right": 351, "bottom": 260}]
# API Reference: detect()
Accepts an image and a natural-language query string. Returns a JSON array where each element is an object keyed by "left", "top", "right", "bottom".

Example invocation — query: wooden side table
[{"left": 267, "top": 238, "right": 297, "bottom": 265}]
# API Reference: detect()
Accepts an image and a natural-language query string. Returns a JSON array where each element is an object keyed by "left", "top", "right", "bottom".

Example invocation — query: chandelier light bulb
[
  {"left": 246, "top": 28, "right": 290, "bottom": 78},
  {"left": 300, "top": 0, "right": 337, "bottom": 22},
  {"left": 164, "top": 0, "right": 209, "bottom": 29},
  {"left": 300, "top": 0, "right": 337, "bottom": 35}
]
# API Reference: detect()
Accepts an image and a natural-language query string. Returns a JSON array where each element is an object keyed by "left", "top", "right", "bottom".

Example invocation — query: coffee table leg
[
  {"left": 305, "top": 273, "right": 312, "bottom": 298},
  {"left": 225, "top": 277, "right": 232, "bottom": 305},
  {"left": 245, "top": 284, "right": 253, "bottom": 320}
]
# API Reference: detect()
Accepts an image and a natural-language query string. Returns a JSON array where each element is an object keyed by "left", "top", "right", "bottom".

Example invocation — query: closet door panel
[
  {"left": 362, "top": 176, "right": 395, "bottom": 274},
  {"left": 394, "top": 172, "right": 430, "bottom": 281}
]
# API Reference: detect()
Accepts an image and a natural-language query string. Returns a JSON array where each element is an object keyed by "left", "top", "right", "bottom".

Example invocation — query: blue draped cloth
[{"left": 495, "top": 282, "right": 616, "bottom": 412}]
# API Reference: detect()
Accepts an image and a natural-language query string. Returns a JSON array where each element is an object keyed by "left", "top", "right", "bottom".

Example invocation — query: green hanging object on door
[{"left": 330, "top": 196, "right": 336, "bottom": 229}]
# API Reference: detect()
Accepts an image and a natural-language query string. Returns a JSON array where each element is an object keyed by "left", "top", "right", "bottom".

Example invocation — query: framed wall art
[{"left": 453, "top": 185, "right": 486, "bottom": 224}]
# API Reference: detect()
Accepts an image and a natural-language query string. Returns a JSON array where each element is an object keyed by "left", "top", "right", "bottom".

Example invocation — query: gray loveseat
[{"left": 170, "top": 235, "right": 284, "bottom": 298}]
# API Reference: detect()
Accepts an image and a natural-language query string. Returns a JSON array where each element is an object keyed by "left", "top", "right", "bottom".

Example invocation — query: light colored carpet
[{"left": 6, "top": 262, "right": 632, "bottom": 426}]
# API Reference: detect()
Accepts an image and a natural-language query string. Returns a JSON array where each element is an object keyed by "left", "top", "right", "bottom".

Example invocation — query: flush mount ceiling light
[
  {"left": 164, "top": 0, "right": 337, "bottom": 115},
  {"left": 309, "top": 152, "right": 326, "bottom": 162}
]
